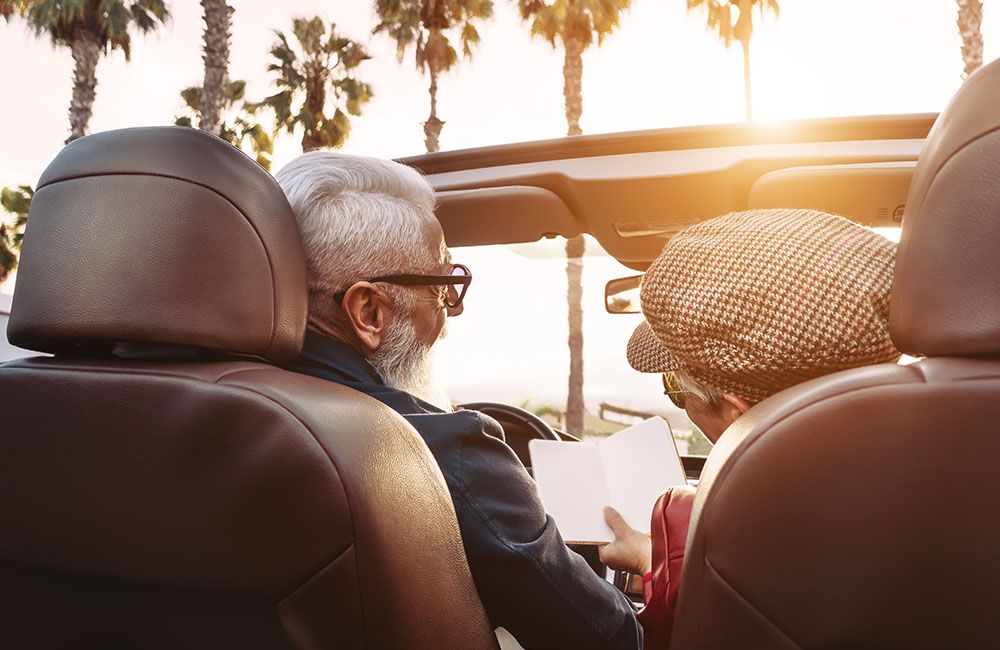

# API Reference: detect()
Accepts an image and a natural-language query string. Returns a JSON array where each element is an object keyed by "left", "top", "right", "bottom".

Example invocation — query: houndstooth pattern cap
[{"left": 626, "top": 208, "right": 900, "bottom": 404}]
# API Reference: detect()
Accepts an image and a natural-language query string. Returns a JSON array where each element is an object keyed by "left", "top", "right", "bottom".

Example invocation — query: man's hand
[{"left": 598, "top": 506, "right": 652, "bottom": 575}]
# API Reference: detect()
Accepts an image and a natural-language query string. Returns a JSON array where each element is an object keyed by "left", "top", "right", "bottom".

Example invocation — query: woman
[{"left": 599, "top": 208, "right": 900, "bottom": 649}]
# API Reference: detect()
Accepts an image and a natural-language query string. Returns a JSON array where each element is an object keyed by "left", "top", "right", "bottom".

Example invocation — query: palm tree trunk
[
  {"left": 957, "top": 0, "right": 984, "bottom": 79},
  {"left": 561, "top": 35, "right": 586, "bottom": 435},
  {"left": 67, "top": 29, "right": 100, "bottom": 143},
  {"left": 565, "top": 233, "right": 586, "bottom": 437},
  {"left": 424, "top": 60, "right": 443, "bottom": 153},
  {"left": 301, "top": 65, "right": 326, "bottom": 152},
  {"left": 199, "top": 0, "right": 233, "bottom": 135},
  {"left": 741, "top": 36, "right": 752, "bottom": 121},
  {"left": 563, "top": 36, "right": 584, "bottom": 137}
]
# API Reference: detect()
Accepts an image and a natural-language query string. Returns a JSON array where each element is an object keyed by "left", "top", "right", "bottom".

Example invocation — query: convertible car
[{"left": 1, "top": 54, "right": 999, "bottom": 650}]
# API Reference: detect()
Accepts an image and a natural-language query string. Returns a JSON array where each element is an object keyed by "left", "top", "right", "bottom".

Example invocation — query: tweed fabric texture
[{"left": 626, "top": 209, "right": 900, "bottom": 404}]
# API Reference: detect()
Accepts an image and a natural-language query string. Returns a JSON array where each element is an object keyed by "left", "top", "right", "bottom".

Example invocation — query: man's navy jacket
[{"left": 285, "top": 331, "right": 641, "bottom": 649}]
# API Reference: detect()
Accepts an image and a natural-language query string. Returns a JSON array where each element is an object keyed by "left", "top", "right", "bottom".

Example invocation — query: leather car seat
[
  {"left": 0, "top": 127, "right": 497, "bottom": 649},
  {"left": 669, "top": 60, "right": 1000, "bottom": 649}
]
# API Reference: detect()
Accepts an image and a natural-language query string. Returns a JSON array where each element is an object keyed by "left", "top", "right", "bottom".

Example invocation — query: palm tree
[
  {"left": 24, "top": 0, "right": 169, "bottom": 143},
  {"left": 373, "top": 0, "right": 493, "bottom": 153},
  {"left": 957, "top": 0, "right": 983, "bottom": 79},
  {"left": 517, "top": 0, "right": 630, "bottom": 137},
  {"left": 517, "top": 0, "right": 632, "bottom": 437},
  {"left": 175, "top": 80, "right": 274, "bottom": 170},
  {"left": 0, "top": 0, "right": 30, "bottom": 21},
  {"left": 256, "top": 17, "right": 373, "bottom": 153},
  {"left": 198, "top": 0, "right": 234, "bottom": 135},
  {"left": 688, "top": 0, "right": 779, "bottom": 121},
  {"left": 1, "top": 185, "right": 32, "bottom": 284}
]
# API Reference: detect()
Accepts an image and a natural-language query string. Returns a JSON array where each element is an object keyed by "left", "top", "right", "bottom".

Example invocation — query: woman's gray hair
[
  {"left": 274, "top": 151, "right": 442, "bottom": 325},
  {"left": 672, "top": 368, "right": 726, "bottom": 413}
]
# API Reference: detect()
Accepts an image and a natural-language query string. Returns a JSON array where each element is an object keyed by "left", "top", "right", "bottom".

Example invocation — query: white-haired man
[{"left": 276, "top": 152, "right": 641, "bottom": 649}]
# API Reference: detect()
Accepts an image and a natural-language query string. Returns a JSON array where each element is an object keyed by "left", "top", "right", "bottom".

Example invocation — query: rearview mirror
[{"left": 605, "top": 275, "right": 642, "bottom": 314}]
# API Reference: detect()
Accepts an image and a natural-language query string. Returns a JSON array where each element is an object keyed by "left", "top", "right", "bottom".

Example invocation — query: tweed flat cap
[{"left": 626, "top": 208, "right": 900, "bottom": 404}]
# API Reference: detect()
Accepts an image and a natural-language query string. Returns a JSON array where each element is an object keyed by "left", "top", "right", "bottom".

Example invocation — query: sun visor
[
  {"left": 748, "top": 162, "right": 915, "bottom": 228},
  {"left": 435, "top": 186, "right": 580, "bottom": 247}
]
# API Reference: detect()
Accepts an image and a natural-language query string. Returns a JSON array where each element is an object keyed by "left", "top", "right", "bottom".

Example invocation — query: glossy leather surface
[
  {"left": 891, "top": 58, "right": 1000, "bottom": 357},
  {"left": 671, "top": 359, "right": 1000, "bottom": 649},
  {"left": 640, "top": 486, "right": 695, "bottom": 650},
  {"left": 0, "top": 356, "right": 497, "bottom": 649},
  {"left": 8, "top": 127, "right": 307, "bottom": 362}
]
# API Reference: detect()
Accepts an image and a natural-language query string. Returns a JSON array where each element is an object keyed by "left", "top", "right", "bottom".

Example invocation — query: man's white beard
[{"left": 368, "top": 315, "right": 453, "bottom": 412}]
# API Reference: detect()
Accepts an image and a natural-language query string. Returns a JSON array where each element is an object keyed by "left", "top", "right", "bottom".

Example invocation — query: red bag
[{"left": 637, "top": 485, "right": 697, "bottom": 650}]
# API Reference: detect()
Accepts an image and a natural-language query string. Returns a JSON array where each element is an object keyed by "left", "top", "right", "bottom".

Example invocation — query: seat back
[
  {"left": 0, "top": 128, "right": 496, "bottom": 649},
  {"left": 671, "top": 59, "right": 1000, "bottom": 649}
]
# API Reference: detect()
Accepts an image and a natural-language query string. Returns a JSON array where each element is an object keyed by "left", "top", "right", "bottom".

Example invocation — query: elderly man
[
  {"left": 275, "top": 153, "right": 641, "bottom": 649},
  {"left": 599, "top": 208, "right": 901, "bottom": 649}
]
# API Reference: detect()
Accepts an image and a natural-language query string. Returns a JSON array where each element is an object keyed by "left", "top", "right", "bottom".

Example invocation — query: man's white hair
[
  {"left": 275, "top": 151, "right": 452, "bottom": 410},
  {"left": 275, "top": 151, "right": 441, "bottom": 313}
]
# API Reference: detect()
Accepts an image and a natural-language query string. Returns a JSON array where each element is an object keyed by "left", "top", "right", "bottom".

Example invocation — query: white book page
[
  {"left": 598, "top": 417, "right": 687, "bottom": 534},
  {"left": 528, "top": 439, "right": 614, "bottom": 543}
]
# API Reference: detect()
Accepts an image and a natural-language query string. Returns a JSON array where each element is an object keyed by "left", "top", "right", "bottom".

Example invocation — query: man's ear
[
  {"left": 721, "top": 393, "right": 752, "bottom": 421},
  {"left": 341, "top": 282, "right": 394, "bottom": 353}
]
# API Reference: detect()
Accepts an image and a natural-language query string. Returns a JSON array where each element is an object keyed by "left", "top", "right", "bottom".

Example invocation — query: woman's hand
[{"left": 598, "top": 506, "right": 652, "bottom": 575}]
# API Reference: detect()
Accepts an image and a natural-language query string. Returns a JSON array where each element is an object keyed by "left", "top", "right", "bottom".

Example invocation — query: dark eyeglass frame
[
  {"left": 334, "top": 263, "right": 472, "bottom": 314},
  {"left": 662, "top": 372, "right": 687, "bottom": 410}
]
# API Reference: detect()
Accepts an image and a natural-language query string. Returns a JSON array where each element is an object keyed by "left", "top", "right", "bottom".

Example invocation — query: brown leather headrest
[
  {"left": 8, "top": 127, "right": 307, "bottom": 361},
  {"left": 891, "top": 58, "right": 1000, "bottom": 358}
]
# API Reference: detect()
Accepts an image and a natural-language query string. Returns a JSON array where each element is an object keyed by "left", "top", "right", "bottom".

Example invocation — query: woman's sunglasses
[{"left": 662, "top": 372, "right": 687, "bottom": 410}]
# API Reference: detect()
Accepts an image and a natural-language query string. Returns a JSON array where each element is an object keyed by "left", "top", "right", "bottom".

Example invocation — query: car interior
[{"left": 2, "top": 52, "right": 999, "bottom": 650}]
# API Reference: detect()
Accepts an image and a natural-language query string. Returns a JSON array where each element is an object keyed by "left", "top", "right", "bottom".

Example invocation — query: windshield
[{"left": 440, "top": 236, "right": 711, "bottom": 454}]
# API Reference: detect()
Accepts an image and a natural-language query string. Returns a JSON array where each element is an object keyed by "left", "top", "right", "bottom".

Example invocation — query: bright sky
[
  {"left": 0, "top": 0, "right": 992, "bottom": 427},
  {"left": 1, "top": 0, "right": 991, "bottom": 184}
]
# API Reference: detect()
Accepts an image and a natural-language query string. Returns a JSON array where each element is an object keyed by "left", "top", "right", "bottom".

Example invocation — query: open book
[{"left": 528, "top": 417, "right": 687, "bottom": 544}]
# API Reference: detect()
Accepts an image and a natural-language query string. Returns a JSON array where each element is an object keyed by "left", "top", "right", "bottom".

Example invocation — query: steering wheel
[{"left": 459, "top": 401, "right": 560, "bottom": 470}]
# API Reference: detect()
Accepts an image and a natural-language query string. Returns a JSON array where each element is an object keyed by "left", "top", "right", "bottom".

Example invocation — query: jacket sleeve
[
  {"left": 449, "top": 411, "right": 642, "bottom": 650},
  {"left": 636, "top": 485, "right": 697, "bottom": 650}
]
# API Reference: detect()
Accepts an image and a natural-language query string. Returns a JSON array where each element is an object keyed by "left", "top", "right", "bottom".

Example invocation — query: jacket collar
[{"left": 298, "top": 329, "right": 385, "bottom": 386}]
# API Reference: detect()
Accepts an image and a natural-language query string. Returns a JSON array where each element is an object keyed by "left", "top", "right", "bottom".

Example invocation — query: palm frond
[
  {"left": 373, "top": 0, "right": 421, "bottom": 63},
  {"left": 259, "top": 89, "right": 295, "bottom": 131},
  {"left": 319, "top": 107, "right": 351, "bottom": 149},
  {"left": 335, "top": 38, "right": 371, "bottom": 69},
  {"left": 225, "top": 79, "right": 246, "bottom": 103},
  {"left": 260, "top": 16, "right": 374, "bottom": 151},
  {"left": 334, "top": 77, "right": 374, "bottom": 116},
  {"left": 456, "top": 0, "right": 494, "bottom": 21},
  {"left": 689, "top": 0, "right": 777, "bottom": 46},
  {"left": 0, "top": 236, "right": 18, "bottom": 282},
  {"left": 1, "top": 185, "right": 32, "bottom": 263},
  {"left": 25, "top": 0, "right": 168, "bottom": 55},
  {"left": 373, "top": 0, "right": 492, "bottom": 73},
  {"left": 459, "top": 21, "right": 480, "bottom": 57},
  {"left": 179, "top": 85, "right": 201, "bottom": 110},
  {"left": 0, "top": 0, "right": 31, "bottom": 22}
]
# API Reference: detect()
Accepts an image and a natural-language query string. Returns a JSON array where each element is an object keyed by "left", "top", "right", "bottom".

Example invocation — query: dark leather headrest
[
  {"left": 8, "top": 127, "right": 307, "bottom": 361},
  {"left": 891, "top": 59, "right": 1000, "bottom": 358}
]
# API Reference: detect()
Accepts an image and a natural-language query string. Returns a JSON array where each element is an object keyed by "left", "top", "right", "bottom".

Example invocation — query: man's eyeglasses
[
  {"left": 335, "top": 263, "right": 472, "bottom": 316},
  {"left": 662, "top": 372, "right": 687, "bottom": 410}
]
